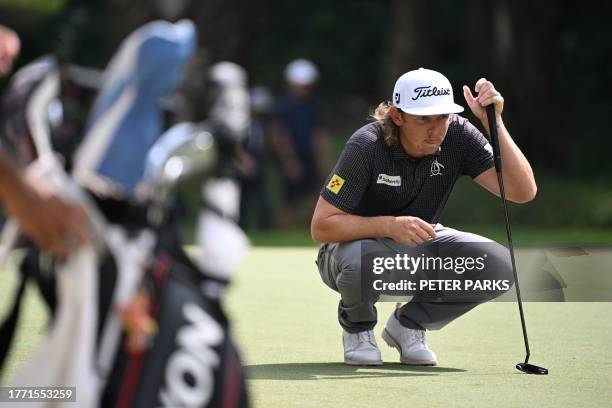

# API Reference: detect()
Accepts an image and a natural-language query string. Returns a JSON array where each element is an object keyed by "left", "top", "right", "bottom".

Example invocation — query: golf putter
[{"left": 485, "top": 104, "right": 548, "bottom": 375}]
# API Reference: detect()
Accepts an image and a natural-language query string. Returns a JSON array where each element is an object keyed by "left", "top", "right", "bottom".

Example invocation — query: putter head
[{"left": 516, "top": 363, "right": 548, "bottom": 375}]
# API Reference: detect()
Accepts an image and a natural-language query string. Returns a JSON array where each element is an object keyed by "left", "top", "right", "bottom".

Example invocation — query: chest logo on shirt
[
  {"left": 327, "top": 174, "right": 345, "bottom": 194},
  {"left": 376, "top": 174, "right": 401, "bottom": 186},
  {"left": 430, "top": 159, "right": 445, "bottom": 176}
]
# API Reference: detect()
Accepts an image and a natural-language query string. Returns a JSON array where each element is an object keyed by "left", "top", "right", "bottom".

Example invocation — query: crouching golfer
[{"left": 311, "top": 68, "right": 536, "bottom": 365}]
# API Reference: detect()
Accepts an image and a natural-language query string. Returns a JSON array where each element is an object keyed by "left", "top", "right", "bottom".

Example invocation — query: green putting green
[
  {"left": 1, "top": 247, "right": 611, "bottom": 407},
  {"left": 226, "top": 248, "right": 612, "bottom": 408}
]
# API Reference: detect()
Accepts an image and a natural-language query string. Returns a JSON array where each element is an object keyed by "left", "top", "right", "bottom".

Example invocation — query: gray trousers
[{"left": 316, "top": 225, "right": 514, "bottom": 333}]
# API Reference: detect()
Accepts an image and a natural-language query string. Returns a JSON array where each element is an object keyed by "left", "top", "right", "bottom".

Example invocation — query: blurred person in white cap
[
  {"left": 311, "top": 68, "right": 536, "bottom": 366},
  {"left": 271, "top": 58, "right": 329, "bottom": 227}
]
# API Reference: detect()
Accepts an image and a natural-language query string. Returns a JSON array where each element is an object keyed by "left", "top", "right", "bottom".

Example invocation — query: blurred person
[
  {"left": 271, "top": 58, "right": 329, "bottom": 227},
  {"left": 0, "top": 24, "right": 89, "bottom": 257},
  {"left": 236, "top": 85, "right": 274, "bottom": 229},
  {"left": 311, "top": 68, "right": 536, "bottom": 366}
]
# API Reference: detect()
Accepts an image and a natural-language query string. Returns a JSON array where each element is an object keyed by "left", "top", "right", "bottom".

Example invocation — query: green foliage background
[{"left": 1, "top": 1, "right": 611, "bottom": 232}]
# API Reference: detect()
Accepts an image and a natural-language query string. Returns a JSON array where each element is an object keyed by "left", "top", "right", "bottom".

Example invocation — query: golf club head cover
[{"left": 73, "top": 19, "right": 197, "bottom": 197}]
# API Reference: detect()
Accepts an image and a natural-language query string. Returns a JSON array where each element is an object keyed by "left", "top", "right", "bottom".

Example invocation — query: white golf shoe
[
  {"left": 342, "top": 329, "right": 383, "bottom": 366},
  {"left": 382, "top": 312, "right": 438, "bottom": 365}
]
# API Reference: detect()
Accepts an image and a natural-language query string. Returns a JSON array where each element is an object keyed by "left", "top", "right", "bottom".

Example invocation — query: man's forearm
[
  {"left": 483, "top": 118, "right": 536, "bottom": 202},
  {"left": 311, "top": 212, "right": 393, "bottom": 243}
]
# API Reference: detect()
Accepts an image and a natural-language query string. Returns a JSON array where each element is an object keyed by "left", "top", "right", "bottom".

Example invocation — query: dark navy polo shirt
[
  {"left": 320, "top": 114, "right": 494, "bottom": 223},
  {"left": 275, "top": 93, "right": 319, "bottom": 160}
]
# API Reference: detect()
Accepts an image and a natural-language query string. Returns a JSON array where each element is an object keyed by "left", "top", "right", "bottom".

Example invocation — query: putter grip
[{"left": 485, "top": 105, "right": 502, "bottom": 172}]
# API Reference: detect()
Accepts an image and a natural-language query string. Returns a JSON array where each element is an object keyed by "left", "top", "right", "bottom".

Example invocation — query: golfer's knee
[
  {"left": 336, "top": 257, "right": 363, "bottom": 297},
  {"left": 488, "top": 245, "right": 515, "bottom": 294}
]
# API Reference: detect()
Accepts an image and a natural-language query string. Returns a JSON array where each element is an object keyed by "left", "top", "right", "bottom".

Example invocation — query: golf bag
[{"left": 0, "top": 19, "right": 249, "bottom": 407}]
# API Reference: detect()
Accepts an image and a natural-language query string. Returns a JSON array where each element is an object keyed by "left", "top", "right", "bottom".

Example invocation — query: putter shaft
[{"left": 485, "top": 105, "right": 531, "bottom": 364}]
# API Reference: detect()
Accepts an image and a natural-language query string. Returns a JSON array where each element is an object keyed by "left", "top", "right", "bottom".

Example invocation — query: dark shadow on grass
[{"left": 244, "top": 362, "right": 466, "bottom": 380}]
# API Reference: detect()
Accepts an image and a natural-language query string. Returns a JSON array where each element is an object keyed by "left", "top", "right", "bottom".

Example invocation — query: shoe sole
[
  {"left": 382, "top": 328, "right": 437, "bottom": 366},
  {"left": 344, "top": 358, "right": 383, "bottom": 366}
]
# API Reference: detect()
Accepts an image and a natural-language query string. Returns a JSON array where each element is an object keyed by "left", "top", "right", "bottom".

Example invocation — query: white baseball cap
[
  {"left": 209, "top": 61, "right": 247, "bottom": 86},
  {"left": 285, "top": 59, "right": 319, "bottom": 86},
  {"left": 392, "top": 68, "right": 464, "bottom": 115}
]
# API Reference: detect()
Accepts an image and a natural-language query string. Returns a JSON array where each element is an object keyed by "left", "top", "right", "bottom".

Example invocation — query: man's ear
[{"left": 390, "top": 106, "right": 404, "bottom": 126}]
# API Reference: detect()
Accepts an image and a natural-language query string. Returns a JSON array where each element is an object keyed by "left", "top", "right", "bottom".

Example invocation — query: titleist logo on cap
[{"left": 412, "top": 86, "right": 451, "bottom": 101}]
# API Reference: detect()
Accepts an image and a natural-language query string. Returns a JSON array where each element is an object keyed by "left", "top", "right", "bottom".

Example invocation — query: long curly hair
[{"left": 369, "top": 101, "right": 400, "bottom": 147}]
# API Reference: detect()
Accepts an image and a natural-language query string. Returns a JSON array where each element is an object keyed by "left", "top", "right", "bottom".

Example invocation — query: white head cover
[{"left": 392, "top": 68, "right": 464, "bottom": 115}]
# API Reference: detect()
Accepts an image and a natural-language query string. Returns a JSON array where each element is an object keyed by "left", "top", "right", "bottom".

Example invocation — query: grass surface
[{"left": 1, "top": 247, "right": 611, "bottom": 407}]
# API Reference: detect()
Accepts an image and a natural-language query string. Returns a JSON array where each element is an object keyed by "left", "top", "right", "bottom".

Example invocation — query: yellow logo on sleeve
[{"left": 326, "top": 174, "right": 345, "bottom": 194}]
